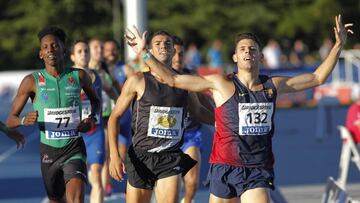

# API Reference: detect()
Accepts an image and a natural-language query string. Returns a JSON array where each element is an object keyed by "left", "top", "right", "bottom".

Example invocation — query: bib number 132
[{"left": 246, "top": 112, "right": 267, "bottom": 124}]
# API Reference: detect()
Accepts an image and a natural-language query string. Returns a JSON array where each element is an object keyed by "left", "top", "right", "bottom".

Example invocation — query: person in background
[
  {"left": 185, "top": 42, "right": 202, "bottom": 70},
  {"left": 206, "top": 39, "right": 224, "bottom": 69},
  {"left": 262, "top": 39, "right": 282, "bottom": 69},
  {"left": 289, "top": 39, "right": 308, "bottom": 68},
  {"left": 346, "top": 100, "right": 360, "bottom": 145},
  {"left": 103, "top": 39, "right": 134, "bottom": 196},
  {"left": 71, "top": 39, "right": 105, "bottom": 203},
  {"left": 172, "top": 35, "right": 214, "bottom": 203},
  {"left": 89, "top": 37, "right": 119, "bottom": 197},
  {"left": 319, "top": 38, "right": 334, "bottom": 60}
]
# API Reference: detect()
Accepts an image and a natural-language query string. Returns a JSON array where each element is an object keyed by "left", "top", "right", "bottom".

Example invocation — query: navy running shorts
[{"left": 204, "top": 163, "right": 275, "bottom": 199}]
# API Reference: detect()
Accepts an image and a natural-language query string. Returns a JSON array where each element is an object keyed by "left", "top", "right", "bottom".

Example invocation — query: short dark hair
[
  {"left": 146, "top": 30, "right": 173, "bottom": 47},
  {"left": 172, "top": 35, "right": 184, "bottom": 46},
  {"left": 70, "top": 39, "right": 88, "bottom": 54},
  {"left": 37, "top": 26, "right": 66, "bottom": 45},
  {"left": 234, "top": 33, "right": 262, "bottom": 49},
  {"left": 105, "top": 39, "right": 121, "bottom": 50}
]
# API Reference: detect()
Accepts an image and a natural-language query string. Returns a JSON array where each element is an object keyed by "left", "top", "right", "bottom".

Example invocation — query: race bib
[
  {"left": 147, "top": 106, "right": 183, "bottom": 139},
  {"left": 44, "top": 106, "right": 80, "bottom": 139},
  {"left": 81, "top": 100, "right": 100, "bottom": 124},
  {"left": 238, "top": 102, "right": 273, "bottom": 136}
]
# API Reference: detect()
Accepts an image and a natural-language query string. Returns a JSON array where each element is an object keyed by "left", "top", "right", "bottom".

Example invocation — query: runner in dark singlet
[{"left": 108, "top": 30, "right": 214, "bottom": 203}]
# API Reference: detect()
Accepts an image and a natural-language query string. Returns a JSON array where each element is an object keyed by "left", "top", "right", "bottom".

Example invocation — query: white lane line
[{"left": 0, "top": 133, "right": 37, "bottom": 163}]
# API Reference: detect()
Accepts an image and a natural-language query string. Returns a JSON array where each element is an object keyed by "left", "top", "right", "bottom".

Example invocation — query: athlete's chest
[{"left": 36, "top": 75, "right": 81, "bottom": 107}]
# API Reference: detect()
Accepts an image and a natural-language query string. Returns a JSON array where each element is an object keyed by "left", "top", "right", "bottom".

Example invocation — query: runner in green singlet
[{"left": 7, "top": 26, "right": 100, "bottom": 203}]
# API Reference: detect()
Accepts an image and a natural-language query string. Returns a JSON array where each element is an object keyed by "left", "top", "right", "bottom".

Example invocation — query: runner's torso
[
  {"left": 209, "top": 74, "right": 277, "bottom": 168},
  {"left": 33, "top": 68, "right": 82, "bottom": 148},
  {"left": 131, "top": 72, "right": 188, "bottom": 152}
]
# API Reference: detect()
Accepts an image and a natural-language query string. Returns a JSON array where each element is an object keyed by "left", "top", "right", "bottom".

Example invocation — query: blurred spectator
[
  {"left": 262, "top": 39, "right": 282, "bottom": 69},
  {"left": 206, "top": 39, "right": 224, "bottom": 69},
  {"left": 319, "top": 38, "right": 334, "bottom": 60},
  {"left": 346, "top": 101, "right": 360, "bottom": 144},
  {"left": 185, "top": 42, "right": 202, "bottom": 69},
  {"left": 290, "top": 39, "right": 308, "bottom": 68}
]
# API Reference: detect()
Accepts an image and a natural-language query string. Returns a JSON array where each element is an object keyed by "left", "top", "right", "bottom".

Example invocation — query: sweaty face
[
  {"left": 39, "top": 34, "right": 64, "bottom": 67},
  {"left": 172, "top": 44, "right": 185, "bottom": 71},
  {"left": 89, "top": 40, "right": 103, "bottom": 63},
  {"left": 150, "top": 35, "right": 174, "bottom": 64},
  {"left": 233, "top": 39, "right": 262, "bottom": 71},
  {"left": 71, "top": 42, "right": 90, "bottom": 68},
  {"left": 103, "top": 41, "right": 119, "bottom": 64}
]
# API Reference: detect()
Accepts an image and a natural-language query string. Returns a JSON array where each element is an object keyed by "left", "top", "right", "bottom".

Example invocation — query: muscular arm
[
  {"left": 7, "top": 74, "right": 35, "bottom": 128},
  {"left": 108, "top": 73, "right": 143, "bottom": 181},
  {"left": 143, "top": 51, "right": 217, "bottom": 92},
  {"left": 273, "top": 15, "right": 353, "bottom": 94},
  {"left": 272, "top": 43, "right": 342, "bottom": 94}
]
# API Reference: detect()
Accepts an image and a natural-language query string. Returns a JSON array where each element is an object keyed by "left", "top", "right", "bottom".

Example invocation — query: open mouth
[{"left": 48, "top": 54, "right": 57, "bottom": 60}]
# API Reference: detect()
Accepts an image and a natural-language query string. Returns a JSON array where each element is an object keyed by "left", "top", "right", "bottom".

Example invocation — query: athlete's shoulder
[
  {"left": 202, "top": 73, "right": 232, "bottom": 86},
  {"left": 126, "top": 71, "right": 144, "bottom": 83},
  {"left": 23, "top": 73, "right": 36, "bottom": 83}
]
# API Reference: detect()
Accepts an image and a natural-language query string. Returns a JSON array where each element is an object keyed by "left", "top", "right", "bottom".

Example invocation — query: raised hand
[
  {"left": 124, "top": 25, "right": 148, "bottom": 54},
  {"left": 334, "top": 14, "right": 354, "bottom": 48}
]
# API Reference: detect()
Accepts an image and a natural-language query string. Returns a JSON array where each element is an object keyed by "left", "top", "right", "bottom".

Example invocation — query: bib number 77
[{"left": 55, "top": 117, "right": 70, "bottom": 128}]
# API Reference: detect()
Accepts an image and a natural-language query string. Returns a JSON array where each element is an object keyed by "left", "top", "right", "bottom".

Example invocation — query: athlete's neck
[
  {"left": 89, "top": 59, "right": 100, "bottom": 70},
  {"left": 236, "top": 69, "right": 261, "bottom": 90},
  {"left": 45, "top": 65, "right": 65, "bottom": 77}
]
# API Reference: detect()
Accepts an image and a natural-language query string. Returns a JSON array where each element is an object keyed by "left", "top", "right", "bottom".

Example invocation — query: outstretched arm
[
  {"left": 273, "top": 15, "right": 353, "bottom": 94},
  {"left": 124, "top": 26, "right": 216, "bottom": 93}
]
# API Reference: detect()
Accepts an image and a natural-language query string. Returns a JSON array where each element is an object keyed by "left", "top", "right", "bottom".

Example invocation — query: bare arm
[
  {"left": 78, "top": 69, "right": 101, "bottom": 132},
  {"left": 108, "top": 74, "right": 142, "bottom": 181},
  {"left": 79, "top": 69, "right": 100, "bottom": 117},
  {"left": 7, "top": 74, "right": 37, "bottom": 128},
  {"left": 272, "top": 15, "right": 353, "bottom": 94}
]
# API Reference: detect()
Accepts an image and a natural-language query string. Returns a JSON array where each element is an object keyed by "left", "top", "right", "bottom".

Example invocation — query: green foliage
[
  {"left": 0, "top": 0, "right": 120, "bottom": 70},
  {"left": 0, "top": 0, "right": 358, "bottom": 69}
]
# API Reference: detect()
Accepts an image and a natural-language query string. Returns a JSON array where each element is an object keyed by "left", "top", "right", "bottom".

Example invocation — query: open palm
[{"left": 125, "top": 26, "right": 147, "bottom": 54}]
